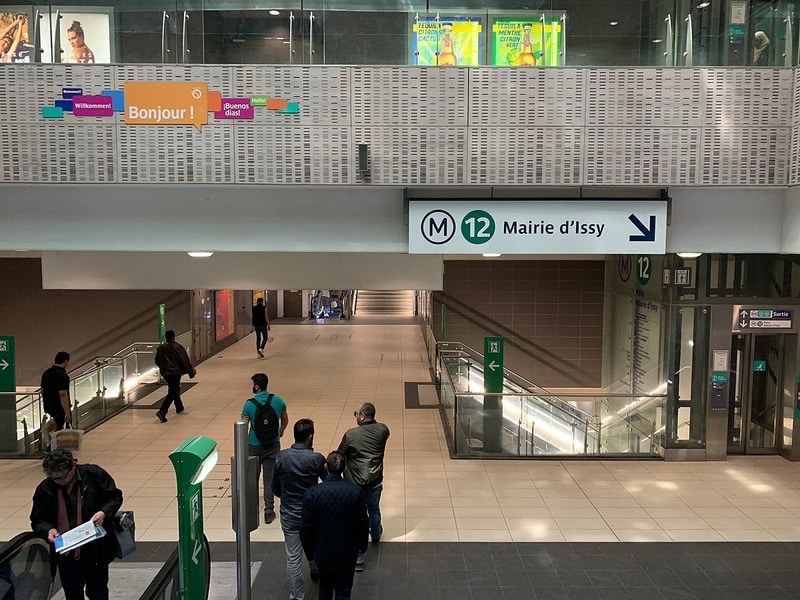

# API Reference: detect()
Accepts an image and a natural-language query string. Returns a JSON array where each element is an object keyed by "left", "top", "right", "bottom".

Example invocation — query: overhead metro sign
[{"left": 408, "top": 200, "right": 667, "bottom": 254}]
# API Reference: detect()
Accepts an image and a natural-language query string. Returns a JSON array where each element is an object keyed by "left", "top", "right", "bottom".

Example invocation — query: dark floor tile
[
  {"left": 577, "top": 555, "right": 609, "bottom": 570},
  {"left": 377, "top": 543, "right": 407, "bottom": 556},
  {"left": 674, "top": 568, "right": 715, "bottom": 588},
  {"left": 584, "top": 570, "right": 621, "bottom": 588},
  {"left": 502, "top": 586, "right": 534, "bottom": 600},
  {"left": 517, "top": 543, "right": 551, "bottom": 557},
  {"left": 548, "top": 556, "right": 583, "bottom": 571},
  {"left": 521, "top": 553, "right": 554, "bottom": 570},
  {"left": 468, "top": 569, "right": 501, "bottom": 587},
  {"left": 489, "top": 542, "right": 520, "bottom": 557},
  {"left": 766, "top": 571, "right": 800, "bottom": 587},
  {"left": 643, "top": 568, "right": 682, "bottom": 587},
  {"left": 408, "top": 554, "right": 438, "bottom": 571},
  {"left": 615, "top": 569, "right": 653, "bottom": 587},
  {"left": 469, "top": 586, "right": 505, "bottom": 600},
  {"left": 406, "top": 543, "right": 435, "bottom": 557},
  {"left": 437, "top": 569, "right": 470, "bottom": 588},
  {"left": 701, "top": 568, "right": 743, "bottom": 587},
  {"left": 433, "top": 554, "right": 467, "bottom": 571},
  {"left": 557, "top": 570, "right": 592, "bottom": 589},
  {"left": 434, "top": 542, "right": 464, "bottom": 557},
  {"left": 532, "top": 588, "right": 569, "bottom": 600},
  {"left": 496, "top": 568, "right": 531, "bottom": 587},
  {"left": 439, "top": 586, "right": 473, "bottom": 600},
  {"left": 407, "top": 571, "right": 437, "bottom": 592},
  {"left": 650, "top": 588, "right": 697, "bottom": 600},
  {"left": 465, "top": 554, "right": 494, "bottom": 570},
  {"left": 564, "top": 588, "right": 601, "bottom": 600},
  {"left": 462, "top": 542, "right": 492, "bottom": 557}
]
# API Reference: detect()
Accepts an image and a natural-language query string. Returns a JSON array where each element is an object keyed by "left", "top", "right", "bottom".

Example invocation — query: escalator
[{"left": 0, "top": 533, "right": 210, "bottom": 600}]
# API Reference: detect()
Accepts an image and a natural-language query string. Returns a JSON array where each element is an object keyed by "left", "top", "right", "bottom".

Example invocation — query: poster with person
[
  {"left": 39, "top": 8, "right": 114, "bottom": 63},
  {"left": 0, "top": 8, "right": 31, "bottom": 63}
]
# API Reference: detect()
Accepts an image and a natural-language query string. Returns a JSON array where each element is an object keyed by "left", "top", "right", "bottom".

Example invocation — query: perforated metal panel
[
  {"left": 584, "top": 128, "right": 700, "bottom": 185},
  {"left": 701, "top": 128, "right": 789, "bottom": 185},
  {"left": 703, "top": 69, "right": 793, "bottom": 127},
  {"left": 117, "top": 125, "right": 234, "bottom": 184},
  {"left": 352, "top": 67, "right": 467, "bottom": 126},
  {"left": 586, "top": 69, "right": 702, "bottom": 126},
  {"left": 469, "top": 127, "right": 583, "bottom": 185},
  {"left": 469, "top": 68, "right": 585, "bottom": 126},
  {"left": 237, "top": 126, "right": 351, "bottom": 184},
  {"left": 791, "top": 70, "right": 800, "bottom": 186},
  {"left": 354, "top": 127, "right": 466, "bottom": 184}
]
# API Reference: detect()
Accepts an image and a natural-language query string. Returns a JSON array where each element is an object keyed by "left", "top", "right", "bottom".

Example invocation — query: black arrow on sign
[{"left": 628, "top": 214, "right": 656, "bottom": 242}]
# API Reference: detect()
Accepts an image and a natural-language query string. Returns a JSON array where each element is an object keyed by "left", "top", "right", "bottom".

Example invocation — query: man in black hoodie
[
  {"left": 30, "top": 449, "right": 123, "bottom": 600},
  {"left": 154, "top": 329, "right": 196, "bottom": 423}
]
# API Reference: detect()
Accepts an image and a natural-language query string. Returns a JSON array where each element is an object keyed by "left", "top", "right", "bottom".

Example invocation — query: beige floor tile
[
  {"left": 554, "top": 518, "right": 610, "bottom": 530},
  {"left": 548, "top": 507, "right": 601, "bottom": 518},
  {"left": 403, "top": 529, "right": 460, "bottom": 542},
  {"left": 653, "top": 518, "right": 711, "bottom": 530},
  {"left": 502, "top": 507, "right": 551, "bottom": 519},
  {"left": 456, "top": 517, "right": 508, "bottom": 530},
  {"left": 717, "top": 530, "right": 779, "bottom": 542},
  {"left": 664, "top": 530, "right": 726, "bottom": 541},
  {"left": 604, "top": 518, "right": 660, "bottom": 530},
  {"left": 561, "top": 530, "right": 617, "bottom": 542},
  {"left": 406, "top": 517, "right": 456, "bottom": 530},
  {"left": 614, "top": 530, "right": 672, "bottom": 542},
  {"left": 703, "top": 518, "right": 762, "bottom": 530},
  {"left": 509, "top": 529, "right": 565, "bottom": 542},
  {"left": 458, "top": 529, "right": 512, "bottom": 542}
]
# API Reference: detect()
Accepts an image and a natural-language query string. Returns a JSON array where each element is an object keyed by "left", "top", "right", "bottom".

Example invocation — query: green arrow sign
[
  {"left": 158, "top": 304, "right": 166, "bottom": 343},
  {"left": 711, "top": 372, "right": 728, "bottom": 384},
  {"left": 0, "top": 336, "right": 15, "bottom": 393},
  {"left": 483, "top": 337, "right": 504, "bottom": 393}
]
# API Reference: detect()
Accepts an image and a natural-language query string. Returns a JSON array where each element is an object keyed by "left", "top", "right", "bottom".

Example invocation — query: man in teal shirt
[{"left": 241, "top": 372, "right": 289, "bottom": 524}]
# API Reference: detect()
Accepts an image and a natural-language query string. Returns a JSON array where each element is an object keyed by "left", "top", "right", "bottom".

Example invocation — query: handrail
[
  {"left": 0, "top": 531, "right": 56, "bottom": 598},
  {"left": 137, "top": 544, "right": 179, "bottom": 600}
]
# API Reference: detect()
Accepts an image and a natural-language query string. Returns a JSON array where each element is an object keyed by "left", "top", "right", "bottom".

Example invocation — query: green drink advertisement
[
  {"left": 491, "top": 17, "right": 563, "bottom": 66},
  {"left": 412, "top": 15, "right": 483, "bottom": 66}
]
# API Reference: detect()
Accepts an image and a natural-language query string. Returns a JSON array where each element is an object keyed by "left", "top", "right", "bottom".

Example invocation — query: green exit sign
[{"left": 754, "top": 310, "right": 772, "bottom": 318}]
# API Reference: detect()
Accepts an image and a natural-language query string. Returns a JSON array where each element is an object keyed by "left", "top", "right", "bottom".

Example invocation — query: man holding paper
[{"left": 30, "top": 449, "right": 123, "bottom": 600}]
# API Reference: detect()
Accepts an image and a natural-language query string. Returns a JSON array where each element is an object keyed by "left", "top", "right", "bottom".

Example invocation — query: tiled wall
[{"left": 434, "top": 260, "right": 604, "bottom": 388}]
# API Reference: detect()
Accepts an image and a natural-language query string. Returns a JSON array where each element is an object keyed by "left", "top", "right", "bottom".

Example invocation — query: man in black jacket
[
  {"left": 252, "top": 297, "right": 271, "bottom": 358},
  {"left": 30, "top": 449, "right": 123, "bottom": 600},
  {"left": 300, "top": 451, "right": 368, "bottom": 600},
  {"left": 271, "top": 419, "right": 327, "bottom": 600},
  {"left": 154, "top": 329, "right": 196, "bottom": 423}
]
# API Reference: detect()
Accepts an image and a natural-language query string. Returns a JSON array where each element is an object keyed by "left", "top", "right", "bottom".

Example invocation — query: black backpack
[{"left": 248, "top": 394, "right": 279, "bottom": 444}]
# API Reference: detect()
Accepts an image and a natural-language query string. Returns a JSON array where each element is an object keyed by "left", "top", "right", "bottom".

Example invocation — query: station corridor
[{"left": 3, "top": 322, "right": 800, "bottom": 598}]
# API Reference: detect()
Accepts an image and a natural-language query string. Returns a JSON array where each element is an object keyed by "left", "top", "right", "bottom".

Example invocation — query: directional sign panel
[
  {"left": 409, "top": 200, "right": 667, "bottom": 254},
  {"left": 484, "top": 337, "right": 504, "bottom": 393},
  {"left": 0, "top": 336, "right": 15, "bottom": 393},
  {"left": 737, "top": 309, "right": 793, "bottom": 330}
]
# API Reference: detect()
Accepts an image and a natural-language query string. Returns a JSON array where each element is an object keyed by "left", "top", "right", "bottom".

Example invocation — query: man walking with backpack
[{"left": 241, "top": 372, "right": 289, "bottom": 524}]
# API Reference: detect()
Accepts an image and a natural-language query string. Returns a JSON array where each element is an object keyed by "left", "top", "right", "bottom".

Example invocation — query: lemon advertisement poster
[
  {"left": 491, "top": 16, "right": 563, "bottom": 66},
  {"left": 412, "top": 15, "right": 483, "bottom": 66}
]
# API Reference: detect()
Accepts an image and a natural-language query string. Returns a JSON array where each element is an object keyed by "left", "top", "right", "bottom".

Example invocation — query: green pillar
[
  {"left": 169, "top": 435, "right": 217, "bottom": 600},
  {"left": 483, "top": 337, "right": 504, "bottom": 453},
  {"left": 158, "top": 304, "right": 166, "bottom": 343},
  {"left": 0, "top": 336, "right": 16, "bottom": 452}
]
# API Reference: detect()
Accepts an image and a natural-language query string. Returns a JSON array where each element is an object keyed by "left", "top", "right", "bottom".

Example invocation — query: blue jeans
[
  {"left": 281, "top": 523, "right": 305, "bottom": 600},
  {"left": 362, "top": 484, "right": 383, "bottom": 540}
]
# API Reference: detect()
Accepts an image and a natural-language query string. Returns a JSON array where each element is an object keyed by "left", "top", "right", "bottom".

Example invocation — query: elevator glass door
[{"left": 728, "top": 334, "right": 784, "bottom": 454}]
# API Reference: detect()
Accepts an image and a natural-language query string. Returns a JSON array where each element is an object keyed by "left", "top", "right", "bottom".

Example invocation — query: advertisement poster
[
  {"left": 0, "top": 9, "right": 31, "bottom": 63},
  {"left": 412, "top": 15, "right": 482, "bottom": 66},
  {"left": 40, "top": 8, "right": 114, "bottom": 63},
  {"left": 491, "top": 16, "right": 563, "bottom": 66},
  {"left": 215, "top": 290, "right": 234, "bottom": 342}
]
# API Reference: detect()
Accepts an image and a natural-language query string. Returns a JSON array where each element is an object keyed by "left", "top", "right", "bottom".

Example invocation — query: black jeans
[
  {"left": 317, "top": 557, "right": 357, "bottom": 600},
  {"left": 254, "top": 326, "right": 268, "bottom": 350},
  {"left": 249, "top": 442, "right": 280, "bottom": 514},
  {"left": 56, "top": 553, "right": 109, "bottom": 600},
  {"left": 159, "top": 374, "right": 183, "bottom": 415}
]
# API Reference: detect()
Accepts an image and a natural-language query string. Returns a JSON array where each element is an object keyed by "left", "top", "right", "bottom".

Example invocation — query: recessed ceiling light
[
  {"left": 482, "top": 253, "right": 502, "bottom": 258},
  {"left": 187, "top": 251, "right": 214, "bottom": 258},
  {"left": 269, "top": 10, "right": 280, "bottom": 15},
  {"left": 697, "top": 1, "right": 710, "bottom": 8},
  {"left": 652, "top": 38, "right": 663, "bottom": 43},
  {"left": 609, "top": 21, "right": 619, "bottom": 26},
  {"left": 676, "top": 252, "right": 702, "bottom": 258}
]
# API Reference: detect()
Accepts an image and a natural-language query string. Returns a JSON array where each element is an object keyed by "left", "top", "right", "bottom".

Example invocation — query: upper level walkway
[{"left": 2, "top": 321, "right": 800, "bottom": 545}]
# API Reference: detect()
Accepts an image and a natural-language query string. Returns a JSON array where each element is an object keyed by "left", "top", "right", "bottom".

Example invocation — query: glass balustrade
[
  {"left": 4, "top": 1, "right": 795, "bottom": 67},
  {"left": 437, "top": 341, "right": 666, "bottom": 458}
]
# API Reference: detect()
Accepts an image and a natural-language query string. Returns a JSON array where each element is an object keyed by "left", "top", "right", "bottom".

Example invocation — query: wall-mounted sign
[
  {"left": 409, "top": 201, "right": 667, "bottom": 254},
  {"left": 674, "top": 268, "right": 692, "bottom": 286},
  {"left": 412, "top": 15, "right": 482, "bottom": 66},
  {"left": 737, "top": 309, "right": 793, "bottom": 329},
  {"left": 491, "top": 16, "right": 563, "bottom": 66}
]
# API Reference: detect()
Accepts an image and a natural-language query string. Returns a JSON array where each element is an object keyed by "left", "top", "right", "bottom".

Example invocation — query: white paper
[{"left": 54, "top": 520, "right": 106, "bottom": 554}]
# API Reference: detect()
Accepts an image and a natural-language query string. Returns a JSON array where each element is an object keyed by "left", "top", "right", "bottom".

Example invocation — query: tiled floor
[{"left": 5, "top": 321, "right": 800, "bottom": 596}]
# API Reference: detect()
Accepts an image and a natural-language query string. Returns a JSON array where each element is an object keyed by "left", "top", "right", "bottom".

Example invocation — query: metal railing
[
  {"left": 436, "top": 341, "right": 666, "bottom": 458},
  {"left": 0, "top": 332, "right": 191, "bottom": 458}
]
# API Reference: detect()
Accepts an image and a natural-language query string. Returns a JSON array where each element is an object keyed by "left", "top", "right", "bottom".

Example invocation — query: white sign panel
[{"left": 408, "top": 201, "right": 667, "bottom": 254}]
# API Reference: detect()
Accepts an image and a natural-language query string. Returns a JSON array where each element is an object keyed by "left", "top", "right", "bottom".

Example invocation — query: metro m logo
[{"left": 421, "top": 209, "right": 456, "bottom": 245}]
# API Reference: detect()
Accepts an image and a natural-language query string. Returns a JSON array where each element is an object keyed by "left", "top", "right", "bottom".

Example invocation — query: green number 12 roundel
[{"left": 461, "top": 210, "right": 495, "bottom": 245}]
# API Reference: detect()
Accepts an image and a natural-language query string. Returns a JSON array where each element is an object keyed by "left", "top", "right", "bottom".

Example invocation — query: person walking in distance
[
  {"left": 300, "top": 451, "right": 368, "bottom": 600},
  {"left": 272, "top": 419, "right": 327, "bottom": 600},
  {"left": 252, "top": 297, "right": 271, "bottom": 358},
  {"left": 241, "top": 372, "right": 288, "bottom": 524},
  {"left": 337, "top": 402, "right": 390, "bottom": 572},
  {"left": 154, "top": 330, "right": 195, "bottom": 423},
  {"left": 41, "top": 351, "right": 72, "bottom": 431},
  {"left": 30, "top": 449, "right": 123, "bottom": 600}
]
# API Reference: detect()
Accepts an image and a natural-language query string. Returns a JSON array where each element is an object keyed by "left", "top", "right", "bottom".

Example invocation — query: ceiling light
[
  {"left": 652, "top": 38, "right": 662, "bottom": 43},
  {"left": 482, "top": 253, "right": 502, "bottom": 258},
  {"left": 609, "top": 21, "right": 619, "bottom": 26},
  {"left": 269, "top": 10, "right": 280, "bottom": 15},
  {"left": 676, "top": 252, "right": 702, "bottom": 258},
  {"left": 697, "top": 2, "right": 710, "bottom": 8},
  {"left": 187, "top": 251, "right": 214, "bottom": 258}
]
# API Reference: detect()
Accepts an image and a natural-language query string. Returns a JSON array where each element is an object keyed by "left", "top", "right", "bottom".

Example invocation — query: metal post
[
  {"left": 583, "top": 419, "right": 589, "bottom": 456},
  {"left": 233, "top": 420, "right": 252, "bottom": 600},
  {"left": 684, "top": 14, "right": 693, "bottom": 66},
  {"left": 181, "top": 11, "right": 190, "bottom": 63},
  {"left": 289, "top": 12, "right": 294, "bottom": 63},
  {"left": 595, "top": 415, "right": 602, "bottom": 454},
  {"left": 161, "top": 11, "right": 170, "bottom": 63},
  {"left": 517, "top": 420, "right": 522, "bottom": 456},
  {"left": 540, "top": 14, "right": 546, "bottom": 66},
  {"left": 664, "top": 14, "right": 674, "bottom": 66}
]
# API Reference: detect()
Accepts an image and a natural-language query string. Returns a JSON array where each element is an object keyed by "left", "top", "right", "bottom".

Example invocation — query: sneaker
[
  {"left": 355, "top": 552, "right": 365, "bottom": 572},
  {"left": 257, "top": 349, "right": 264, "bottom": 358},
  {"left": 264, "top": 510, "right": 276, "bottom": 525},
  {"left": 156, "top": 411, "right": 167, "bottom": 423},
  {"left": 175, "top": 407, "right": 184, "bottom": 414}
]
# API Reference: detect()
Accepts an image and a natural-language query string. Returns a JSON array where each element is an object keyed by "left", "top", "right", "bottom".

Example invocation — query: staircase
[{"left": 355, "top": 290, "right": 415, "bottom": 316}]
